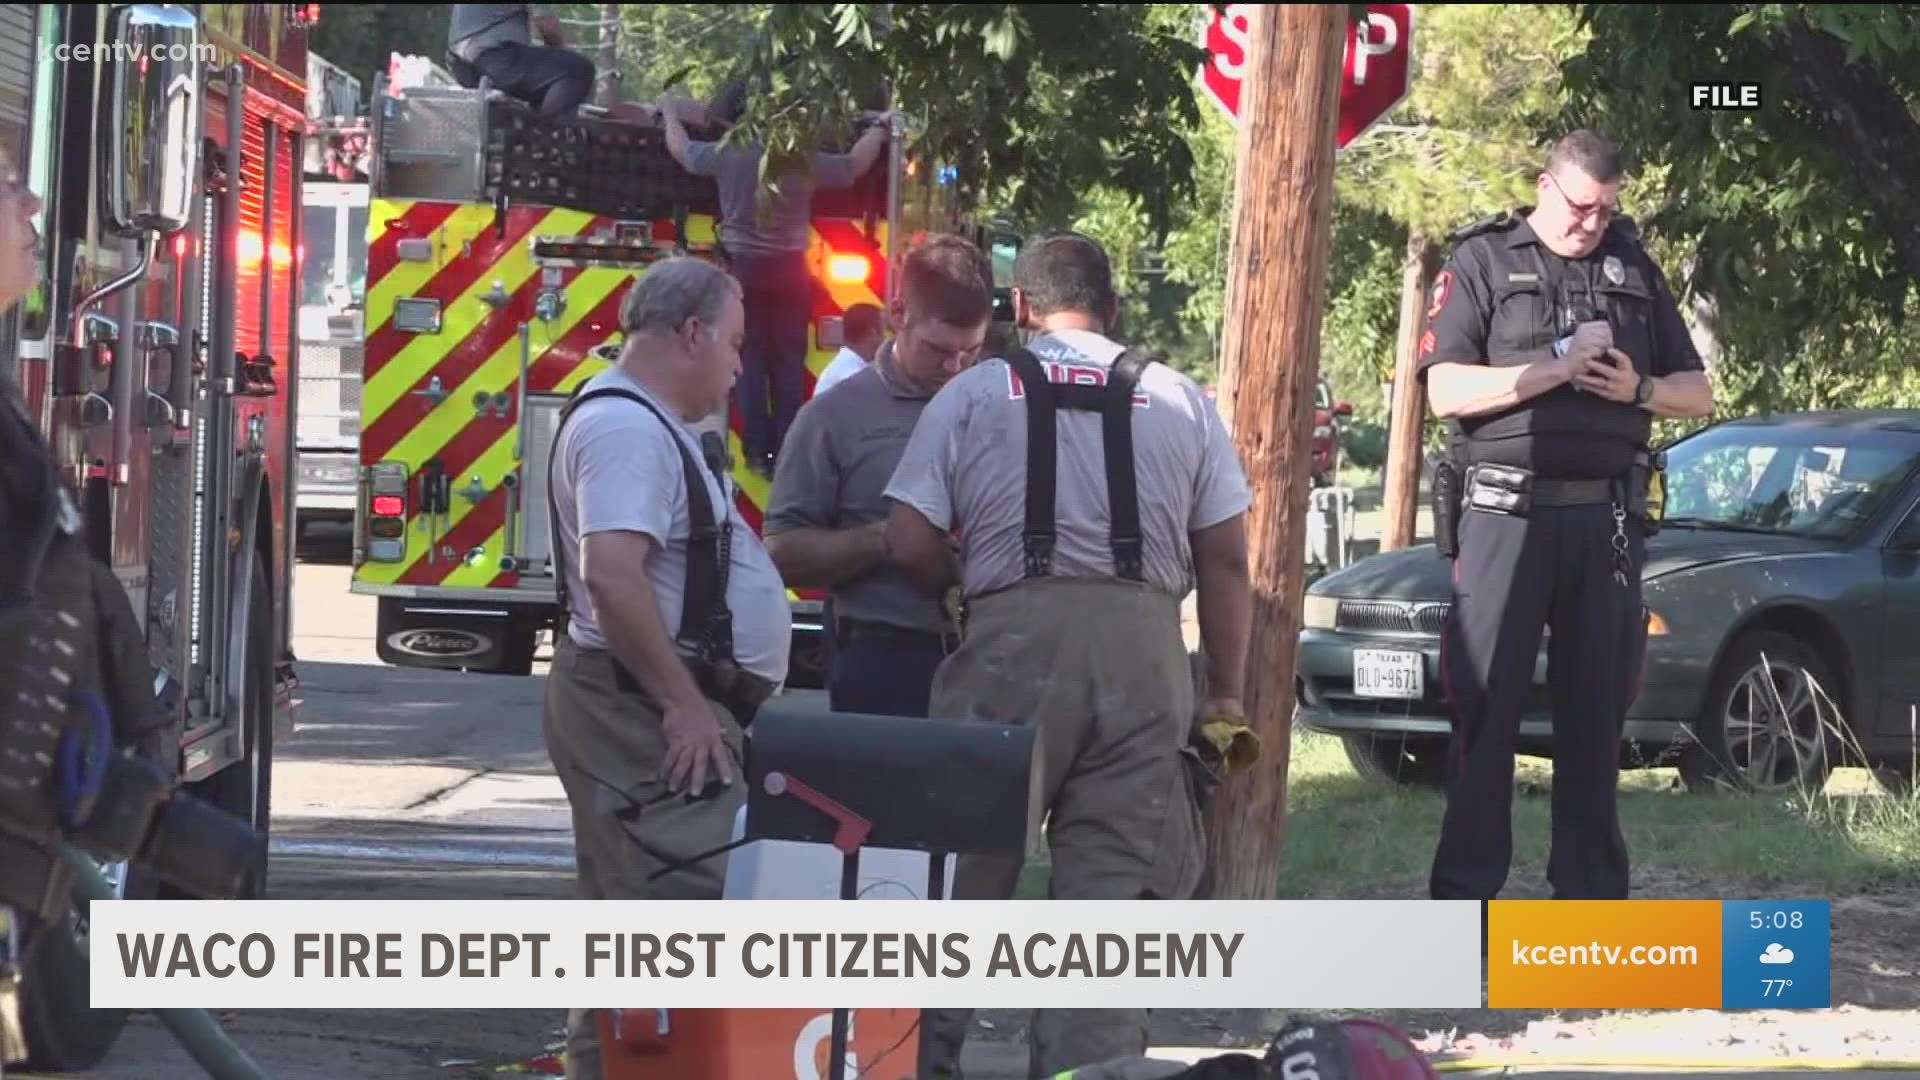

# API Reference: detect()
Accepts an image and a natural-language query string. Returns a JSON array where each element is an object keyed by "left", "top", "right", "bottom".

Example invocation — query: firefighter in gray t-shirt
[
  {"left": 883, "top": 234, "right": 1255, "bottom": 1079},
  {"left": 763, "top": 236, "right": 995, "bottom": 716}
]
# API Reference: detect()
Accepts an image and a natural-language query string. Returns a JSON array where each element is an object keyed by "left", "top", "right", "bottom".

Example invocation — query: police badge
[{"left": 1603, "top": 254, "right": 1625, "bottom": 285}]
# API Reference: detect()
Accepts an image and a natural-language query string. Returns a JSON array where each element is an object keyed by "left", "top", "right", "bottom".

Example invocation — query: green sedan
[{"left": 1295, "top": 410, "right": 1920, "bottom": 796}]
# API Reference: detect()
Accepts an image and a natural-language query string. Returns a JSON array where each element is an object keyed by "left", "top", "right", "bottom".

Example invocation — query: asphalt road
[{"left": 34, "top": 524, "right": 1913, "bottom": 1080}]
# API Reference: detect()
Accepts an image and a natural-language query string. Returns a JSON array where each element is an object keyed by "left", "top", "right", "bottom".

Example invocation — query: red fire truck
[{"left": 3, "top": 3, "right": 308, "bottom": 1070}]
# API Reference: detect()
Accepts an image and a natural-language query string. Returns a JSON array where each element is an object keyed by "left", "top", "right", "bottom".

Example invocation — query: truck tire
[
  {"left": 197, "top": 552, "right": 275, "bottom": 898},
  {"left": 15, "top": 862, "right": 156, "bottom": 1072}
]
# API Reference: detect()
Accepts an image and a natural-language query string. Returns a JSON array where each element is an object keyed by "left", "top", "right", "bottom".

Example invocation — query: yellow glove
[{"left": 1195, "top": 706, "right": 1262, "bottom": 776}]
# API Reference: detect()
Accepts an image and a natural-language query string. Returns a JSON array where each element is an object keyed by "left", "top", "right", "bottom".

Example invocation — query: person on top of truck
[
  {"left": 660, "top": 90, "right": 892, "bottom": 478},
  {"left": 446, "top": 4, "right": 596, "bottom": 119}
]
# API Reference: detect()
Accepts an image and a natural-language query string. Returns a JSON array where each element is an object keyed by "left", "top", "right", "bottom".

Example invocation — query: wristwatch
[{"left": 1634, "top": 374, "right": 1654, "bottom": 405}]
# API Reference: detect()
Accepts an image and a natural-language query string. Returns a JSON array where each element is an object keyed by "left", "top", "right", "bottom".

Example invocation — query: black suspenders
[
  {"left": 546, "top": 386, "right": 735, "bottom": 662},
  {"left": 1003, "top": 345, "right": 1155, "bottom": 583}
]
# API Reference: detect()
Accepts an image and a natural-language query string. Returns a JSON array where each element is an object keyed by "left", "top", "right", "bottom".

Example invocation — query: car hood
[{"left": 1309, "top": 530, "right": 1836, "bottom": 603}]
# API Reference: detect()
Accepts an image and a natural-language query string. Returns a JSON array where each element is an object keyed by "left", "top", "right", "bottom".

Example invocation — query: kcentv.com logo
[{"left": 43, "top": 40, "right": 220, "bottom": 65}]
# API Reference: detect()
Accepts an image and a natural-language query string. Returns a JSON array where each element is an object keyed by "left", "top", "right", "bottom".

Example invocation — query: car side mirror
[
  {"left": 105, "top": 4, "right": 202, "bottom": 238},
  {"left": 1334, "top": 401, "right": 1354, "bottom": 417}
]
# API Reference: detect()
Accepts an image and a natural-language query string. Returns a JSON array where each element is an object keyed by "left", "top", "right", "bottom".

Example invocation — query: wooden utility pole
[
  {"left": 1381, "top": 232, "right": 1442, "bottom": 551},
  {"left": 1204, "top": 4, "right": 1347, "bottom": 901}
]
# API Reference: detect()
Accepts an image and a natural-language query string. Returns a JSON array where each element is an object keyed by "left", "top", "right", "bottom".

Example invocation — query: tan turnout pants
[
  {"left": 918, "top": 576, "right": 1207, "bottom": 1080},
  {"left": 541, "top": 636, "right": 749, "bottom": 1080}
]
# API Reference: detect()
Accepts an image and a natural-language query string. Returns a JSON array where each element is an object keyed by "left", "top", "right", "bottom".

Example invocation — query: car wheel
[
  {"left": 1679, "top": 630, "right": 1838, "bottom": 796},
  {"left": 1341, "top": 734, "right": 1448, "bottom": 788}
]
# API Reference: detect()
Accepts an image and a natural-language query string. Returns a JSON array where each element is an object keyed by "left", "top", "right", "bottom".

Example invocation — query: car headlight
[{"left": 1302, "top": 594, "right": 1339, "bottom": 630}]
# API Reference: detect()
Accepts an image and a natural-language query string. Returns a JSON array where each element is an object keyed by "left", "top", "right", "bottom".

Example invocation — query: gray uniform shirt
[
  {"left": 884, "top": 328, "right": 1252, "bottom": 600},
  {"left": 550, "top": 364, "right": 793, "bottom": 686},
  {"left": 678, "top": 141, "right": 865, "bottom": 257},
  {"left": 448, "top": 5, "right": 530, "bottom": 62},
  {"left": 764, "top": 341, "right": 953, "bottom": 635}
]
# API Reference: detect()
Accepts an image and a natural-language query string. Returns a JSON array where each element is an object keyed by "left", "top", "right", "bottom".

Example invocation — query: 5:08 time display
[{"left": 1750, "top": 911, "right": 1805, "bottom": 931}]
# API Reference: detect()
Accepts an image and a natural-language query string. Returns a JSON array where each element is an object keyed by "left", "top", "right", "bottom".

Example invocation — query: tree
[
  {"left": 717, "top": 4, "right": 1211, "bottom": 243},
  {"left": 1560, "top": 4, "right": 1920, "bottom": 414}
]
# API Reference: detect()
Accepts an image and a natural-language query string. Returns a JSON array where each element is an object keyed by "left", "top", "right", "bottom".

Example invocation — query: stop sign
[{"left": 1199, "top": 3, "right": 1414, "bottom": 149}]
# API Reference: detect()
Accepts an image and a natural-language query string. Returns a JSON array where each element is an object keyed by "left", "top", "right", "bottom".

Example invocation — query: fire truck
[
  {"left": 2, "top": 2, "right": 308, "bottom": 1070},
  {"left": 348, "top": 69, "right": 914, "bottom": 687}
]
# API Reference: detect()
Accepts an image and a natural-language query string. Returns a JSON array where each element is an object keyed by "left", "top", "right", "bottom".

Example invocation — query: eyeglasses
[{"left": 1546, "top": 171, "right": 1618, "bottom": 223}]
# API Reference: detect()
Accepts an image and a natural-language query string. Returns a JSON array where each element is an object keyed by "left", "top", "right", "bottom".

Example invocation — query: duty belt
[
  {"left": 1528, "top": 477, "right": 1616, "bottom": 506},
  {"left": 835, "top": 616, "right": 959, "bottom": 654}
]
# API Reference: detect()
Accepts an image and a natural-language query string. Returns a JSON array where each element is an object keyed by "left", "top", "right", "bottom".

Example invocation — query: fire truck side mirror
[{"left": 105, "top": 4, "right": 203, "bottom": 238}]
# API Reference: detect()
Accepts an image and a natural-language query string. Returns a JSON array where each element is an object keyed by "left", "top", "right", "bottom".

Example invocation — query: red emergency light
[
  {"left": 370, "top": 495, "right": 405, "bottom": 518},
  {"left": 826, "top": 253, "right": 870, "bottom": 285}
]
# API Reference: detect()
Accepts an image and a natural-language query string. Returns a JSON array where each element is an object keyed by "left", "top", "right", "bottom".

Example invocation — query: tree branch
[{"left": 1770, "top": 19, "right": 1920, "bottom": 285}]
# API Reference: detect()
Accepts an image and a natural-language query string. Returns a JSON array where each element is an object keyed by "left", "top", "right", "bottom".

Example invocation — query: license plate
[{"left": 1353, "top": 649, "right": 1423, "bottom": 699}]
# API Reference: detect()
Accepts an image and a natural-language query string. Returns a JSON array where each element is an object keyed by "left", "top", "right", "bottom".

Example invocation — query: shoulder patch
[{"left": 1446, "top": 210, "right": 1518, "bottom": 245}]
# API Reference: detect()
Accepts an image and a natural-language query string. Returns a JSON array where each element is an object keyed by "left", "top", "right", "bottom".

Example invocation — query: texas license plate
[{"left": 1353, "top": 649, "right": 1423, "bottom": 699}]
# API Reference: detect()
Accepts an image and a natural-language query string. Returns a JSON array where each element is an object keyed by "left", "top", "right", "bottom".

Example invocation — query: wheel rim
[{"left": 1722, "top": 656, "right": 1828, "bottom": 791}]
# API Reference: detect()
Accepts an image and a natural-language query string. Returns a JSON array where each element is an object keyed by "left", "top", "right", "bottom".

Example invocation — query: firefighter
[
  {"left": 541, "top": 257, "right": 792, "bottom": 1080},
  {"left": 660, "top": 95, "right": 891, "bottom": 476},
  {"left": 763, "top": 236, "right": 995, "bottom": 717},
  {"left": 882, "top": 233, "right": 1256, "bottom": 1077},
  {"left": 1417, "top": 130, "right": 1713, "bottom": 905},
  {"left": 446, "top": 5, "right": 597, "bottom": 119}
]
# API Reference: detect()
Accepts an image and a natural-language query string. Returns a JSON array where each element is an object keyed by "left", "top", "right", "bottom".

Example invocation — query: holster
[
  {"left": 612, "top": 654, "right": 776, "bottom": 731},
  {"left": 1627, "top": 449, "right": 1666, "bottom": 534}
]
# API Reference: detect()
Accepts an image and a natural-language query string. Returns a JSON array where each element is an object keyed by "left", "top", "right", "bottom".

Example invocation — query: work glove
[{"left": 1193, "top": 699, "right": 1261, "bottom": 777}]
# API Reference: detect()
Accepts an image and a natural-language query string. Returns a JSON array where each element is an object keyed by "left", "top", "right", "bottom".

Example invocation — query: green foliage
[
  {"left": 1337, "top": 4, "right": 1590, "bottom": 236},
  {"left": 1560, "top": 4, "right": 1920, "bottom": 414},
  {"left": 719, "top": 4, "right": 1210, "bottom": 242},
  {"left": 310, "top": 4, "right": 451, "bottom": 89}
]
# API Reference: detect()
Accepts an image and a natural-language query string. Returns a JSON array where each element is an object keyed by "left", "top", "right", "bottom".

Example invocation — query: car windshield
[{"left": 1661, "top": 422, "right": 1920, "bottom": 539}]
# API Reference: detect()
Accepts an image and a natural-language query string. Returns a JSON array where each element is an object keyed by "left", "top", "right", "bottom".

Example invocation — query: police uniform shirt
[
  {"left": 764, "top": 339, "right": 954, "bottom": 636},
  {"left": 549, "top": 364, "right": 793, "bottom": 685},
  {"left": 883, "top": 328, "right": 1252, "bottom": 600},
  {"left": 1415, "top": 209, "right": 1705, "bottom": 480}
]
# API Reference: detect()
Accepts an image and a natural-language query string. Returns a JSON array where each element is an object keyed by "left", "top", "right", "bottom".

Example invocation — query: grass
[
  {"left": 1277, "top": 729, "right": 1920, "bottom": 900},
  {"left": 1013, "top": 728, "right": 1920, "bottom": 901}
]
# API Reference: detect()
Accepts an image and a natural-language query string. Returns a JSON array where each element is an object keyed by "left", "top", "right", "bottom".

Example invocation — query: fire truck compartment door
[{"left": 517, "top": 392, "right": 570, "bottom": 579}]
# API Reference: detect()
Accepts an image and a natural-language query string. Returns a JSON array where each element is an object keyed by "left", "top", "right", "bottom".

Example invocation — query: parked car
[
  {"left": 1294, "top": 410, "right": 1920, "bottom": 796},
  {"left": 1313, "top": 380, "right": 1354, "bottom": 486}
]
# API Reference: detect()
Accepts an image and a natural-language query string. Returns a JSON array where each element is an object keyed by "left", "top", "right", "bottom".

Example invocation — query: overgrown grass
[
  {"left": 1013, "top": 728, "right": 1920, "bottom": 901},
  {"left": 1278, "top": 730, "right": 1920, "bottom": 899}
]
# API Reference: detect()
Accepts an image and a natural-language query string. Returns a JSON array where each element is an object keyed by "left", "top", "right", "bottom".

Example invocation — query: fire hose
[{"left": 49, "top": 842, "right": 270, "bottom": 1080}]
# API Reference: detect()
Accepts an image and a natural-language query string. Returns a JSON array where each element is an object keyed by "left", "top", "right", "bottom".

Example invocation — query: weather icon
[{"left": 1760, "top": 944, "right": 1795, "bottom": 965}]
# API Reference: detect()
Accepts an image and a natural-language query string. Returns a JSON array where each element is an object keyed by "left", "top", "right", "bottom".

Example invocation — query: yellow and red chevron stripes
[{"left": 354, "top": 196, "right": 889, "bottom": 604}]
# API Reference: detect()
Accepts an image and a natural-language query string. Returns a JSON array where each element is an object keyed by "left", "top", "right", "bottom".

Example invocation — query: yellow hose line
[{"left": 1431, "top": 1057, "right": 1920, "bottom": 1072}]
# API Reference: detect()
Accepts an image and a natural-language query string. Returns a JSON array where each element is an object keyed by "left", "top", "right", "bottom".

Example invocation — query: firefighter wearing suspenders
[
  {"left": 541, "top": 257, "right": 791, "bottom": 1080},
  {"left": 882, "top": 233, "right": 1257, "bottom": 1079}
]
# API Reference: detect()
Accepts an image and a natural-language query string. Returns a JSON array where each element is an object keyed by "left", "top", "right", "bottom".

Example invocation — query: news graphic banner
[
  {"left": 90, "top": 900, "right": 1485, "bottom": 1010},
  {"left": 1487, "top": 899, "right": 1832, "bottom": 1010}
]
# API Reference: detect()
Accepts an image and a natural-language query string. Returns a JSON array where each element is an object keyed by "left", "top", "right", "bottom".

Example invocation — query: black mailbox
[{"left": 743, "top": 701, "right": 1044, "bottom": 859}]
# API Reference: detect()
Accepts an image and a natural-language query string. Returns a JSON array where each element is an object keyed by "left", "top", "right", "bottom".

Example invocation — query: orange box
[
  {"left": 598, "top": 1007, "right": 920, "bottom": 1080},
  {"left": 1487, "top": 900, "right": 1721, "bottom": 1009}
]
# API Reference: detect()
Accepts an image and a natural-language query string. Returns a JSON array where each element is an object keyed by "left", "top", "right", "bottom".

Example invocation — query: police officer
[
  {"left": 883, "top": 233, "right": 1255, "bottom": 1077},
  {"left": 1416, "top": 130, "right": 1714, "bottom": 905}
]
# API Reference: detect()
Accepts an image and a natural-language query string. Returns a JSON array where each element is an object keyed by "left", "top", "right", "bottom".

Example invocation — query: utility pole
[
  {"left": 1204, "top": 4, "right": 1346, "bottom": 901},
  {"left": 1381, "top": 232, "right": 1441, "bottom": 551}
]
